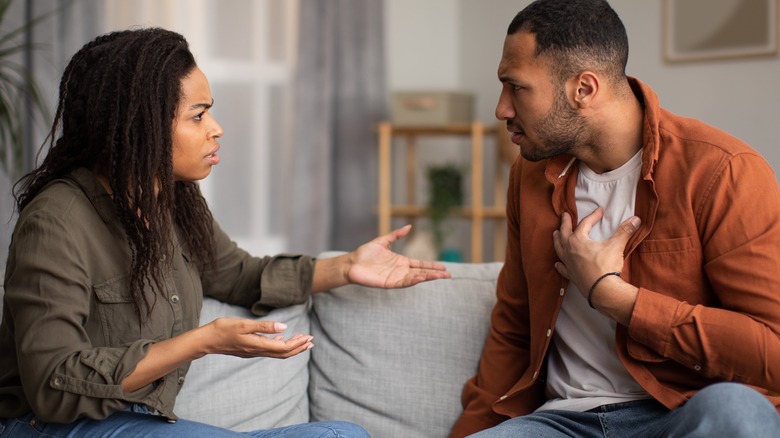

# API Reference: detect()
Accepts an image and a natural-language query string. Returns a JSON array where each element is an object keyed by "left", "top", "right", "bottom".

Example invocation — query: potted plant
[
  {"left": 426, "top": 163, "right": 465, "bottom": 260},
  {"left": 0, "top": 0, "right": 51, "bottom": 181}
]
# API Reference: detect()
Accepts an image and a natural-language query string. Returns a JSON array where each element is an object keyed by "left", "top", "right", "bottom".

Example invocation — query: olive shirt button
[
  {"left": 170, "top": 295, "right": 179, "bottom": 303},
  {"left": 693, "top": 365, "right": 702, "bottom": 371},
  {"left": 178, "top": 376, "right": 185, "bottom": 384}
]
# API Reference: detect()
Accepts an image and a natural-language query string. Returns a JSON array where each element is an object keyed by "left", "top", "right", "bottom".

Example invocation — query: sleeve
[
  {"left": 629, "top": 152, "right": 780, "bottom": 392},
  {"left": 450, "top": 160, "right": 532, "bottom": 437},
  {"left": 4, "top": 212, "right": 161, "bottom": 423},
  {"left": 201, "top": 219, "right": 316, "bottom": 316}
]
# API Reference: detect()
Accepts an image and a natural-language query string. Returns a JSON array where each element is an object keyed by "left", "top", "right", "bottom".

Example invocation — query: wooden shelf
[
  {"left": 377, "top": 121, "right": 517, "bottom": 263},
  {"left": 386, "top": 205, "right": 507, "bottom": 218},
  {"left": 382, "top": 123, "right": 501, "bottom": 135}
]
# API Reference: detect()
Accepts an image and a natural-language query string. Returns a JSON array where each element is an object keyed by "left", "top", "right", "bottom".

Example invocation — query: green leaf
[
  {"left": 0, "top": 0, "right": 65, "bottom": 179},
  {"left": 426, "top": 163, "right": 465, "bottom": 250}
]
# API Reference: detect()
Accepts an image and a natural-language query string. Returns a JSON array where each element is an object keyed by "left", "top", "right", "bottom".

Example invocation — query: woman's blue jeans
[
  {"left": 468, "top": 383, "right": 780, "bottom": 437},
  {"left": 0, "top": 404, "right": 369, "bottom": 438}
]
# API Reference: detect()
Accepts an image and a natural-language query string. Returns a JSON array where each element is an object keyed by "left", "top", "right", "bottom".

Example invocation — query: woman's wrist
[{"left": 311, "top": 252, "right": 354, "bottom": 293}]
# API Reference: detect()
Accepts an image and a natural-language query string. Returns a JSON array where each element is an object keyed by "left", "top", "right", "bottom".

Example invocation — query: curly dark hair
[
  {"left": 13, "top": 27, "right": 216, "bottom": 320},
  {"left": 508, "top": 0, "right": 629, "bottom": 88}
]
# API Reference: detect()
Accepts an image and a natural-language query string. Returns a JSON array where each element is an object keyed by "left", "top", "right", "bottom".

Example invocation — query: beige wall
[{"left": 386, "top": 0, "right": 780, "bottom": 176}]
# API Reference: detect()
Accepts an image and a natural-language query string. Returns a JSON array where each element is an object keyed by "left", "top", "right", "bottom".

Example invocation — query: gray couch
[
  {"left": 178, "top": 254, "right": 501, "bottom": 437},
  {"left": 0, "top": 254, "right": 502, "bottom": 437}
]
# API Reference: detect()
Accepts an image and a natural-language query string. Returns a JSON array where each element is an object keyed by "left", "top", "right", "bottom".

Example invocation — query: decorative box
[{"left": 391, "top": 91, "right": 474, "bottom": 125}]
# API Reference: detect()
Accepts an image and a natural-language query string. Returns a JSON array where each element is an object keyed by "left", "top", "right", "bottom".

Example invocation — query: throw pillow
[
  {"left": 176, "top": 297, "right": 311, "bottom": 431},
  {"left": 309, "top": 255, "right": 501, "bottom": 438}
]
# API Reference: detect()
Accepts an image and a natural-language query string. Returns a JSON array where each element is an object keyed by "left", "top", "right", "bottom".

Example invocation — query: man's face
[{"left": 496, "top": 31, "right": 587, "bottom": 162}]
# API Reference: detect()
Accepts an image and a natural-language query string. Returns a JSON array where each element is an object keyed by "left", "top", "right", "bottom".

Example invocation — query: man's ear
[{"left": 567, "top": 71, "right": 599, "bottom": 108}]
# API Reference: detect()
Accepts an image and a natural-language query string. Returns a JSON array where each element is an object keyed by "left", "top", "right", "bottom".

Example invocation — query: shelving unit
[{"left": 377, "top": 121, "right": 517, "bottom": 263}]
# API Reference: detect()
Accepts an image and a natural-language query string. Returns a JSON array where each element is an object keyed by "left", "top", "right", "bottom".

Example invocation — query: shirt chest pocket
[
  {"left": 92, "top": 276, "right": 167, "bottom": 347},
  {"left": 631, "top": 236, "right": 705, "bottom": 303}
]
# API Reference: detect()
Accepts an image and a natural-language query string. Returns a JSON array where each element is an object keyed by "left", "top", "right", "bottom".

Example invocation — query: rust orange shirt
[{"left": 451, "top": 78, "right": 780, "bottom": 437}]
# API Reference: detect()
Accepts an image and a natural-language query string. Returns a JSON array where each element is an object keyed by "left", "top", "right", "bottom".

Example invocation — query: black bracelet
[{"left": 587, "top": 272, "right": 621, "bottom": 309}]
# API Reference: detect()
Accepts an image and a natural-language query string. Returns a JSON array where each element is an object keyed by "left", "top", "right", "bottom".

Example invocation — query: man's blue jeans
[
  {"left": 468, "top": 383, "right": 780, "bottom": 437},
  {"left": 0, "top": 404, "right": 369, "bottom": 438}
]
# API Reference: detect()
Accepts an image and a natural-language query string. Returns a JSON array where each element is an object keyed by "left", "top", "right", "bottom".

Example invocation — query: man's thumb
[{"left": 620, "top": 216, "right": 641, "bottom": 238}]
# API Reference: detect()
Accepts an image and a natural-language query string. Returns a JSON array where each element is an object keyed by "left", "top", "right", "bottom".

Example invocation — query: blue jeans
[
  {"left": 0, "top": 404, "right": 369, "bottom": 438},
  {"left": 468, "top": 383, "right": 780, "bottom": 437}
]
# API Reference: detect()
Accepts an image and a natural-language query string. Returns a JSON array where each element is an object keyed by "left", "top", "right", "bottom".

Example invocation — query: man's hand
[{"left": 552, "top": 209, "right": 641, "bottom": 323}]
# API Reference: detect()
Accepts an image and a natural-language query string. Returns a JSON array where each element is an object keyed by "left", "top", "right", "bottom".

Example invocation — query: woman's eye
[{"left": 194, "top": 112, "right": 205, "bottom": 121}]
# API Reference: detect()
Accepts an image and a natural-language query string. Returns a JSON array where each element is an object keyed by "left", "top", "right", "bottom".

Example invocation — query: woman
[{"left": 0, "top": 28, "right": 449, "bottom": 437}]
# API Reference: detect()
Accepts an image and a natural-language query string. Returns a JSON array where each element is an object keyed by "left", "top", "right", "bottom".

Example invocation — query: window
[{"left": 105, "top": 0, "right": 297, "bottom": 255}]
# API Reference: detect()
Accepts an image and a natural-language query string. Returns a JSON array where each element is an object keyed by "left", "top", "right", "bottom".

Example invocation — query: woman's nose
[{"left": 210, "top": 119, "right": 223, "bottom": 138}]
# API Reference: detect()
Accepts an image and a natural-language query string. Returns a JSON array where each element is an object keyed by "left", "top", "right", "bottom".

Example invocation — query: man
[{"left": 451, "top": 0, "right": 780, "bottom": 436}]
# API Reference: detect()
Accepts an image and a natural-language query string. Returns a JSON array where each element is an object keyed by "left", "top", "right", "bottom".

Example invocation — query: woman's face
[{"left": 171, "top": 67, "right": 224, "bottom": 181}]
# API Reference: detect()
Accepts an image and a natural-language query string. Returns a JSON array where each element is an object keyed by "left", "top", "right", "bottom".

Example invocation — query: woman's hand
[
  {"left": 311, "top": 225, "right": 451, "bottom": 292},
  {"left": 348, "top": 224, "right": 451, "bottom": 288},
  {"left": 122, "top": 318, "right": 311, "bottom": 392},
  {"left": 200, "top": 317, "right": 313, "bottom": 359}
]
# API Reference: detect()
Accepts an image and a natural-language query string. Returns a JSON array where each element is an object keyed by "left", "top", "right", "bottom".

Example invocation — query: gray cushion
[
  {"left": 309, "top": 255, "right": 501, "bottom": 438},
  {"left": 176, "top": 297, "right": 312, "bottom": 431}
]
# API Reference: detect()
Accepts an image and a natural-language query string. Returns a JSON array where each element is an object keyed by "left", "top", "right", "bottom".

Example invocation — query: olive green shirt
[{"left": 0, "top": 168, "right": 314, "bottom": 423}]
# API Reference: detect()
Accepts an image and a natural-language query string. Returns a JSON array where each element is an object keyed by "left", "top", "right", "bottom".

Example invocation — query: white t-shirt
[{"left": 537, "top": 150, "right": 651, "bottom": 412}]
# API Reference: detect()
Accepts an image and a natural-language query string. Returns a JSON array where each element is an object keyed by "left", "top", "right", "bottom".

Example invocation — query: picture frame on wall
[{"left": 664, "top": 0, "right": 779, "bottom": 62}]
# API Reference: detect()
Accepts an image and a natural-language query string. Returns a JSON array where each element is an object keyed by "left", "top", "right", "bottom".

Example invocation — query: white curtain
[
  {"left": 2, "top": 0, "right": 389, "bottom": 262},
  {"left": 286, "top": 0, "right": 388, "bottom": 254}
]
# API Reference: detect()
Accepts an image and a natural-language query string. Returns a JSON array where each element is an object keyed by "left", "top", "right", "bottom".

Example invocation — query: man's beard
[{"left": 521, "top": 90, "right": 588, "bottom": 162}]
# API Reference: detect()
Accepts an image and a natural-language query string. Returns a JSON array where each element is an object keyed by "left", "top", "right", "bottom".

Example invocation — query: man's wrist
[
  {"left": 590, "top": 277, "right": 639, "bottom": 325},
  {"left": 588, "top": 272, "right": 622, "bottom": 308}
]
